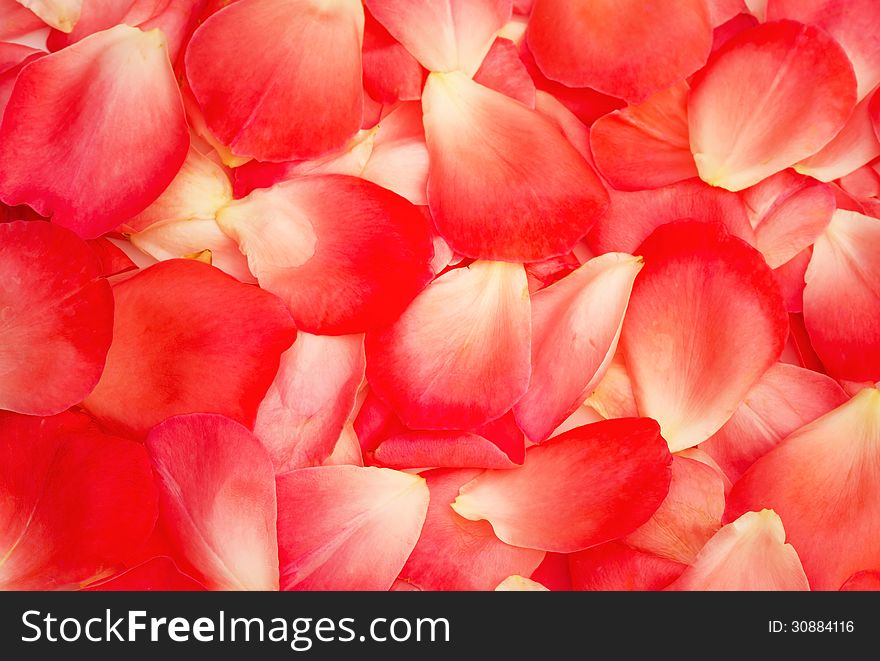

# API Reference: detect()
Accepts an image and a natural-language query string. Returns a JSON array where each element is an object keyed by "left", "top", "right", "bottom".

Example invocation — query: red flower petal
[
  {"left": 688, "top": 20, "right": 857, "bottom": 191},
  {"left": 527, "top": 0, "right": 712, "bottom": 103},
  {"left": 741, "top": 169, "right": 835, "bottom": 269},
  {"left": 365, "top": 261, "right": 531, "bottom": 431},
  {"left": 587, "top": 179, "right": 753, "bottom": 256},
  {"left": 255, "top": 333, "right": 365, "bottom": 473},
  {"left": 399, "top": 468, "right": 544, "bottom": 591},
  {"left": 185, "top": 0, "right": 364, "bottom": 162},
  {"left": 276, "top": 466, "right": 428, "bottom": 590},
  {"left": 569, "top": 541, "right": 685, "bottom": 591},
  {"left": 0, "top": 221, "right": 113, "bottom": 415},
  {"left": 217, "top": 174, "right": 434, "bottom": 335},
  {"left": 727, "top": 388, "right": 880, "bottom": 590},
  {"left": 620, "top": 221, "right": 788, "bottom": 451},
  {"left": 514, "top": 253, "right": 643, "bottom": 442},
  {"left": 364, "top": 0, "right": 511, "bottom": 76},
  {"left": 374, "top": 412, "right": 525, "bottom": 470},
  {"left": 147, "top": 414, "right": 279, "bottom": 590},
  {"left": 701, "top": 362, "right": 847, "bottom": 482},
  {"left": 591, "top": 81, "right": 698, "bottom": 191},
  {"left": 840, "top": 571, "right": 880, "bottom": 591},
  {"left": 422, "top": 71, "right": 608, "bottom": 262},
  {"left": 0, "top": 42, "right": 42, "bottom": 117},
  {"left": 803, "top": 209, "right": 880, "bottom": 381},
  {"left": 667, "top": 510, "right": 809, "bottom": 591},
  {"left": 0, "top": 25, "right": 188, "bottom": 239},
  {"left": 625, "top": 456, "right": 726, "bottom": 564},
  {"left": 451, "top": 418, "right": 672, "bottom": 553},
  {"left": 362, "top": 7, "right": 423, "bottom": 104},
  {"left": 84, "top": 259, "right": 296, "bottom": 436},
  {"left": 0, "top": 411, "right": 158, "bottom": 589},
  {"left": 518, "top": 44, "right": 625, "bottom": 127},
  {"left": 768, "top": 0, "right": 880, "bottom": 100},
  {"left": 794, "top": 89, "right": 880, "bottom": 183},
  {"left": 473, "top": 37, "right": 536, "bottom": 107}
]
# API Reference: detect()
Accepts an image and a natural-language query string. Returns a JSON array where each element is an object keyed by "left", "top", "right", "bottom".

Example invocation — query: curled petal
[
  {"left": 255, "top": 333, "right": 365, "bottom": 473},
  {"left": 451, "top": 418, "right": 672, "bottom": 553},
  {"left": 514, "top": 253, "right": 643, "bottom": 442},
  {"left": 365, "top": 261, "right": 531, "bottom": 431},
  {"left": 688, "top": 20, "right": 857, "bottom": 191},
  {"left": 794, "top": 89, "right": 880, "bottom": 183},
  {"left": 374, "top": 412, "right": 525, "bottom": 470},
  {"left": 277, "top": 466, "right": 428, "bottom": 591},
  {"left": 625, "top": 456, "right": 726, "bottom": 564},
  {"left": 0, "top": 24, "right": 188, "bottom": 239},
  {"left": 768, "top": 0, "right": 880, "bottom": 100}
]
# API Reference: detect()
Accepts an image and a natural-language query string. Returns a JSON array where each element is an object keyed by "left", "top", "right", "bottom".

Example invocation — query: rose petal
[
  {"left": 527, "top": 0, "right": 712, "bottom": 103},
  {"left": 621, "top": 221, "right": 788, "bottom": 451},
  {"left": 399, "top": 468, "right": 544, "bottom": 591},
  {"left": 0, "top": 411, "right": 157, "bottom": 590},
  {"left": 147, "top": 413, "right": 279, "bottom": 590},
  {"left": 666, "top": 510, "right": 809, "bottom": 591},
  {"left": 514, "top": 253, "right": 642, "bottom": 442},
  {"left": 365, "top": 261, "right": 531, "bottom": 431},
  {"left": 422, "top": 71, "right": 608, "bottom": 262},
  {"left": 451, "top": 418, "right": 672, "bottom": 553},
  {"left": 0, "top": 25, "right": 188, "bottom": 239},
  {"left": 688, "top": 20, "right": 857, "bottom": 191},
  {"left": 276, "top": 466, "right": 428, "bottom": 590},
  {"left": 727, "top": 388, "right": 880, "bottom": 590},
  {"left": 185, "top": 0, "right": 364, "bottom": 162},
  {"left": 0, "top": 221, "right": 113, "bottom": 415},
  {"left": 84, "top": 259, "right": 296, "bottom": 436}
]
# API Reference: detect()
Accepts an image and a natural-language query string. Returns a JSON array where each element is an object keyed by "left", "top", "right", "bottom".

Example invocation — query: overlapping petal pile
[{"left": 1, "top": 0, "right": 879, "bottom": 592}]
